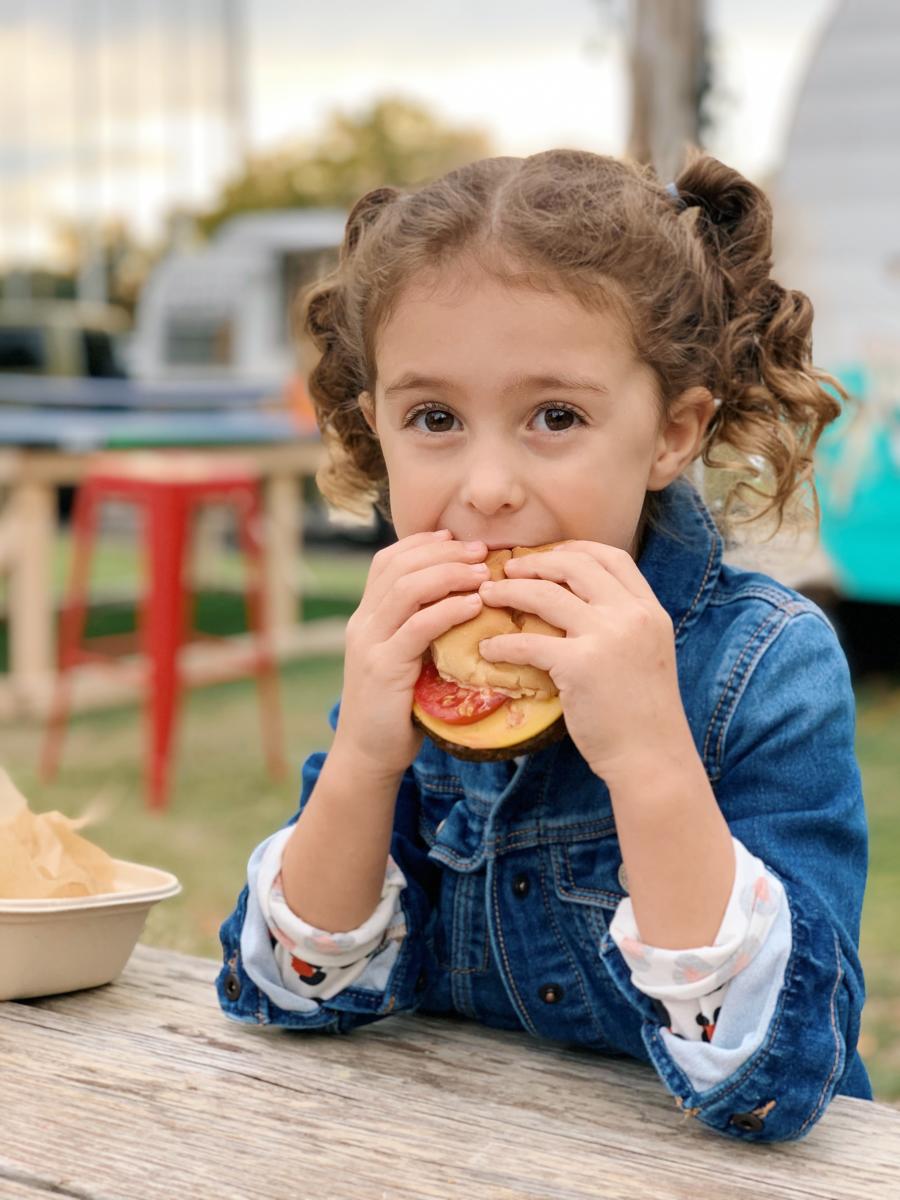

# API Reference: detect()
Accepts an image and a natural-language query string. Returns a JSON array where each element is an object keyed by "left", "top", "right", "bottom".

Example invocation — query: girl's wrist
[
  {"left": 328, "top": 731, "right": 410, "bottom": 791},
  {"left": 592, "top": 719, "right": 700, "bottom": 794}
]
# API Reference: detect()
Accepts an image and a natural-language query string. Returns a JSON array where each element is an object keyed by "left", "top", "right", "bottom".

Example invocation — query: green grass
[
  {"left": 854, "top": 680, "right": 900, "bottom": 1102},
  {"left": 0, "top": 536, "right": 897, "bottom": 1103}
]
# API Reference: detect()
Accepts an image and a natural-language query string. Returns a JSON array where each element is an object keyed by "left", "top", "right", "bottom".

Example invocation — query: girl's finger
[
  {"left": 365, "top": 537, "right": 486, "bottom": 612},
  {"left": 478, "top": 577, "right": 591, "bottom": 635},
  {"left": 365, "top": 529, "right": 450, "bottom": 587},
  {"left": 478, "top": 631, "right": 567, "bottom": 673},
  {"left": 503, "top": 550, "right": 624, "bottom": 606},
  {"left": 388, "top": 592, "right": 485, "bottom": 663},
  {"left": 368, "top": 529, "right": 451, "bottom": 581},
  {"left": 366, "top": 560, "right": 490, "bottom": 643},
  {"left": 548, "top": 541, "right": 657, "bottom": 601}
]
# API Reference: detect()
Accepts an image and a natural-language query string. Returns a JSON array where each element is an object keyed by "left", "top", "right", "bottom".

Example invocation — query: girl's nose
[{"left": 457, "top": 450, "right": 527, "bottom": 516}]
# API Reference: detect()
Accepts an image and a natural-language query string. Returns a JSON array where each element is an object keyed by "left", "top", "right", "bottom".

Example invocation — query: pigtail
[
  {"left": 297, "top": 187, "right": 401, "bottom": 518},
  {"left": 672, "top": 153, "right": 843, "bottom": 527}
]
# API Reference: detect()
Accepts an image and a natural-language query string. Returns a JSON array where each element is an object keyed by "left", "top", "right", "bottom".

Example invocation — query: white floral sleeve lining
[
  {"left": 256, "top": 827, "right": 407, "bottom": 1002},
  {"left": 609, "top": 837, "right": 785, "bottom": 1043},
  {"left": 255, "top": 826, "right": 783, "bottom": 1043}
]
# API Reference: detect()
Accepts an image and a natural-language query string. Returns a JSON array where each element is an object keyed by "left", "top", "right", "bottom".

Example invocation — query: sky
[{"left": 0, "top": 0, "right": 837, "bottom": 268}]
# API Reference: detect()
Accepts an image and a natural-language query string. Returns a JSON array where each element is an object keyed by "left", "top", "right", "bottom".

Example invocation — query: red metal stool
[{"left": 41, "top": 452, "right": 286, "bottom": 810}]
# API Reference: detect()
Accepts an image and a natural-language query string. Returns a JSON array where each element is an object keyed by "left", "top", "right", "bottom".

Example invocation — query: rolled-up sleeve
[
  {"left": 216, "top": 700, "right": 439, "bottom": 1032},
  {"left": 600, "top": 608, "right": 870, "bottom": 1141},
  {"left": 245, "top": 826, "right": 407, "bottom": 1003},
  {"left": 610, "top": 836, "right": 787, "bottom": 1058}
]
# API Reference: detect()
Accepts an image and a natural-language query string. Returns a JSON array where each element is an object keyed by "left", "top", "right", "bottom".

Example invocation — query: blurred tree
[
  {"left": 199, "top": 96, "right": 492, "bottom": 235},
  {"left": 625, "top": 0, "right": 712, "bottom": 179}
]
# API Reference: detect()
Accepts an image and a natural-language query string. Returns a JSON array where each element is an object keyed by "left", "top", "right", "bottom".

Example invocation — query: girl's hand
[
  {"left": 333, "top": 530, "right": 489, "bottom": 779},
  {"left": 477, "top": 543, "right": 691, "bottom": 781}
]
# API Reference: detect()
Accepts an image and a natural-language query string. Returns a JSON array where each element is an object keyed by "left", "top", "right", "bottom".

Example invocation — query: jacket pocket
[
  {"left": 551, "top": 833, "right": 627, "bottom": 937},
  {"left": 417, "top": 778, "right": 488, "bottom": 873}
]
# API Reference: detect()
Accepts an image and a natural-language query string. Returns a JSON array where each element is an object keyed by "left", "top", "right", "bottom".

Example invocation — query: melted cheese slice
[{"left": 412, "top": 694, "right": 564, "bottom": 753}]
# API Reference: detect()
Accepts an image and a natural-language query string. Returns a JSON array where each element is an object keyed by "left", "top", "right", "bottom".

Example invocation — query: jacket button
[
  {"left": 617, "top": 863, "right": 629, "bottom": 892},
  {"left": 729, "top": 1111, "right": 764, "bottom": 1133},
  {"left": 223, "top": 971, "right": 242, "bottom": 1001},
  {"left": 539, "top": 983, "right": 564, "bottom": 1004},
  {"left": 512, "top": 874, "right": 530, "bottom": 898}
]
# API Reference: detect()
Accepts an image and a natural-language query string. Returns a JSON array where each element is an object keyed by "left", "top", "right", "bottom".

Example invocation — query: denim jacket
[{"left": 217, "top": 479, "right": 870, "bottom": 1142}]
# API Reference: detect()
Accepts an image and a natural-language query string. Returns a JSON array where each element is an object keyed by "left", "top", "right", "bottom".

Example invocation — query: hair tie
[{"left": 665, "top": 180, "right": 686, "bottom": 212}]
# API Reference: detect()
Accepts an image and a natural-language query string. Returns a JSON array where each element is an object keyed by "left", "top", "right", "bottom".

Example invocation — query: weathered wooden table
[{"left": 2, "top": 945, "right": 899, "bottom": 1199}]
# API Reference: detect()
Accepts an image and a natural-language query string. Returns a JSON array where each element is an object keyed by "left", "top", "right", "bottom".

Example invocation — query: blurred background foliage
[{"left": 198, "top": 97, "right": 492, "bottom": 234}]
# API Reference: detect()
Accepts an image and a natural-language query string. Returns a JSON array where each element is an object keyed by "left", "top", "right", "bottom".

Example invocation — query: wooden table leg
[
  {"left": 263, "top": 472, "right": 302, "bottom": 650},
  {"left": 8, "top": 479, "right": 55, "bottom": 716}
]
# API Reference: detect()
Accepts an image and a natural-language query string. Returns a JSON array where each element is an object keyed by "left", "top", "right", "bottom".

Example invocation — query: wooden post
[
  {"left": 8, "top": 478, "right": 55, "bottom": 715},
  {"left": 263, "top": 472, "right": 302, "bottom": 651},
  {"left": 627, "top": 0, "right": 707, "bottom": 179}
]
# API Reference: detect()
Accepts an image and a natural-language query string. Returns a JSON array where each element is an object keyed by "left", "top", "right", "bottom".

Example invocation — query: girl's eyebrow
[{"left": 383, "top": 371, "right": 610, "bottom": 401}]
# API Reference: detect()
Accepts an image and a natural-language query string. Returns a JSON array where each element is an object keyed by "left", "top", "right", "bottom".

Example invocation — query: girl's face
[{"left": 361, "top": 261, "right": 711, "bottom": 554}]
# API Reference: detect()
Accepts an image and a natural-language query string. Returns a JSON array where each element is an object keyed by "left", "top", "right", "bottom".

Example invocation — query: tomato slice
[{"left": 413, "top": 659, "right": 508, "bottom": 725}]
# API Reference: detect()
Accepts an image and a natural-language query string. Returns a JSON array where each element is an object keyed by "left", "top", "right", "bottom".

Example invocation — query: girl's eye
[
  {"left": 534, "top": 406, "right": 579, "bottom": 433},
  {"left": 407, "top": 405, "right": 458, "bottom": 434}
]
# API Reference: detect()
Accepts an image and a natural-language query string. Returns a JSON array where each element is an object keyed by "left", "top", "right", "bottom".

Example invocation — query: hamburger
[{"left": 412, "top": 544, "right": 567, "bottom": 761}]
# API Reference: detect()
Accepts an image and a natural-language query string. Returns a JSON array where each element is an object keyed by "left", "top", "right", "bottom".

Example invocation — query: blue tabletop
[
  {"left": 0, "top": 375, "right": 315, "bottom": 450},
  {"left": 0, "top": 406, "right": 308, "bottom": 450}
]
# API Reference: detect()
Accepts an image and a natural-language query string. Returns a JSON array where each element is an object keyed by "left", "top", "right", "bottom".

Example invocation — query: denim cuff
[
  {"left": 600, "top": 874, "right": 859, "bottom": 1141},
  {"left": 609, "top": 838, "right": 786, "bottom": 1045}
]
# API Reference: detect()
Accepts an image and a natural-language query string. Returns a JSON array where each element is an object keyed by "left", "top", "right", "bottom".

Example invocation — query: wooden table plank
[{"left": 1, "top": 944, "right": 898, "bottom": 1200}]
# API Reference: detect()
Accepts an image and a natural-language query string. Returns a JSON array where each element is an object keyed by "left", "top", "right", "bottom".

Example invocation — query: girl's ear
[
  {"left": 359, "top": 391, "right": 376, "bottom": 433},
  {"left": 647, "top": 387, "right": 717, "bottom": 491}
]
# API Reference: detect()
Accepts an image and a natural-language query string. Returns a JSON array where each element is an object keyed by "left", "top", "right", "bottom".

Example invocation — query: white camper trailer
[
  {"left": 773, "top": 0, "right": 900, "bottom": 607},
  {"left": 128, "top": 207, "right": 395, "bottom": 544},
  {"left": 130, "top": 209, "right": 345, "bottom": 388}
]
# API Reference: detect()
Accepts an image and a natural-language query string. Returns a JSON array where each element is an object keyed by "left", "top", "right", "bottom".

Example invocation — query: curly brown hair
[{"left": 298, "top": 148, "right": 843, "bottom": 531}]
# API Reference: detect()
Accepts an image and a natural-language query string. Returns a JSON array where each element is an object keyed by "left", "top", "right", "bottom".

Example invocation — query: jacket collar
[{"left": 637, "top": 479, "right": 723, "bottom": 647}]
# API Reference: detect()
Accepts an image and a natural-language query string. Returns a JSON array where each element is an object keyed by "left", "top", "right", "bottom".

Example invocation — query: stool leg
[
  {"left": 236, "top": 488, "right": 287, "bottom": 779},
  {"left": 143, "top": 488, "right": 189, "bottom": 811},
  {"left": 40, "top": 482, "right": 98, "bottom": 781}
]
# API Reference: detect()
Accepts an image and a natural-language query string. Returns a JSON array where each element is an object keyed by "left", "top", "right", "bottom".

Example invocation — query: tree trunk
[{"left": 627, "top": 0, "right": 707, "bottom": 180}]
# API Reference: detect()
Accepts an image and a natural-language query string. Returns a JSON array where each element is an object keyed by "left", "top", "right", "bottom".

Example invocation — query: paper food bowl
[{"left": 0, "top": 859, "right": 181, "bottom": 1002}]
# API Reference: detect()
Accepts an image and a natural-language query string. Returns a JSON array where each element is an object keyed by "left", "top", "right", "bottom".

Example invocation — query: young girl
[{"left": 217, "top": 149, "right": 870, "bottom": 1142}]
